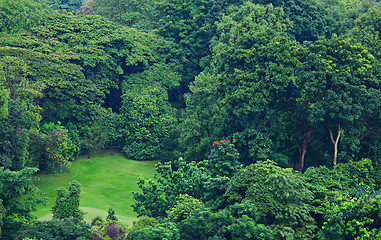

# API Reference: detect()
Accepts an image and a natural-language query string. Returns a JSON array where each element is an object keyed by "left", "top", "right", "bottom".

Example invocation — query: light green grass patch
[{"left": 34, "top": 150, "right": 158, "bottom": 225}]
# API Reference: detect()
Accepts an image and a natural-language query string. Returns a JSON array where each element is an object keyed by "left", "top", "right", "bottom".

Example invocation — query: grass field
[{"left": 33, "top": 150, "right": 158, "bottom": 226}]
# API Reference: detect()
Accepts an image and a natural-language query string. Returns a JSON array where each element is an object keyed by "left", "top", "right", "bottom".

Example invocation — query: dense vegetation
[{"left": 0, "top": 0, "right": 380, "bottom": 239}]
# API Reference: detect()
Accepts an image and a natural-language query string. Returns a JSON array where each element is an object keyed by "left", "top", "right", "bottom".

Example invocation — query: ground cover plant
[{"left": 34, "top": 150, "right": 157, "bottom": 225}]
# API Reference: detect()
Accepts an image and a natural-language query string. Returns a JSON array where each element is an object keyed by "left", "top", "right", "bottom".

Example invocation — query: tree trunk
[
  {"left": 329, "top": 123, "right": 342, "bottom": 166},
  {"left": 296, "top": 124, "right": 314, "bottom": 173}
]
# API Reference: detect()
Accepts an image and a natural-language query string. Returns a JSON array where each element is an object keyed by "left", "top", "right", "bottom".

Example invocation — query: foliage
[
  {"left": 106, "top": 208, "right": 118, "bottom": 222},
  {"left": 0, "top": 89, "right": 7, "bottom": 120},
  {"left": 16, "top": 218, "right": 91, "bottom": 240},
  {"left": 0, "top": 0, "right": 49, "bottom": 33},
  {"left": 225, "top": 161, "right": 316, "bottom": 239},
  {"left": 133, "top": 158, "right": 210, "bottom": 218},
  {"left": 252, "top": 0, "right": 333, "bottom": 42},
  {"left": 317, "top": 194, "right": 381, "bottom": 240},
  {"left": 167, "top": 194, "right": 204, "bottom": 223},
  {"left": 129, "top": 221, "right": 179, "bottom": 240},
  {"left": 178, "top": 203, "right": 273, "bottom": 240},
  {"left": 47, "top": 0, "right": 83, "bottom": 12},
  {"left": 207, "top": 139, "right": 242, "bottom": 178},
  {"left": 51, "top": 180, "right": 85, "bottom": 220},
  {"left": 0, "top": 99, "right": 32, "bottom": 170},
  {"left": 0, "top": 167, "right": 44, "bottom": 240},
  {"left": 180, "top": 2, "right": 303, "bottom": 163},
  {"left": 90, "top": 217, "right": 129, "bottom": 240},
  {"left": 92, "top": 0, "right": 155, "bottom": 30},
  {"left": 29, "top": 122, "right": 77, "bottom": 173},
  {"left": 0, "top": 46, "right": 103, "bottom": 128},
  {"left": 119, "top": 83, "right": 177, "bottom": 160}
]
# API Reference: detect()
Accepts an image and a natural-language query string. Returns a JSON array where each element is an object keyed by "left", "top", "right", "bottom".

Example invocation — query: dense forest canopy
[{"left": 0, "top": 0, "right": 380, "bottom": 239}]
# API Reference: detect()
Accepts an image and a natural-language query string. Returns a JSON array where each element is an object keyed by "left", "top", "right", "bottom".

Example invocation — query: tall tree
[{"left": 180, "top": 2, "right": 303, "bottom": 163}]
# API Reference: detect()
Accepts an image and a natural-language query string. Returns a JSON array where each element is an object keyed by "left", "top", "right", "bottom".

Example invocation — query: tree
[
  {"left": 0, "top": 167, "right": 44, "bottom": 240},
  {"left": 119, "top": 83, "right": 177, "bottom": 160},
  {"left": 28, "top": 122, "right": 77, "bottom": 173},
  {"left": 252, "top": 0, "right": 334, "bottom": 42},
  {"left": 51, "top": 180, "right": 85, "bottom": 220},
  {"left": 133, "top": 158, "right": 210, "bottom": 218},
  {"left": 16, "top": 218, "right": 91, "bottom": 240},
  {"left": 317, "top": 194, "right": 381, "bottom": 240},
  {"left": 0, "top": 90, "right": 7, "bottom": 120},
  {"left": 206, "top": 139, "right": 242, "bottom": 178},
  {"left": 180, "top": 2, "right": 303, "bottom": 163},
  {"left": 305, "top": 37, "right": 381, "bottom": 165},
  {"left": 106, "top": 208, "right": 118, "bottom": 222},
  {"left": 0, "top": 0, "right": 49, "bottom": 33},
  {"left": 225, "top": 161, "right": 316, "bottom": 239},
  {"left": 178, "top": 203, "right": 273, "bottom": 240},
  {"left": 47, "top": 0, "right": 83, "bottom": 12},
  {"left": 167, "top": 194, "right": 204, "bottom": 223},
  {"left": 92, "top": 0, "right": 156, "bottom": 30},
  {"left": 0, "top": 99, "right": 32, "bottom": 170}
]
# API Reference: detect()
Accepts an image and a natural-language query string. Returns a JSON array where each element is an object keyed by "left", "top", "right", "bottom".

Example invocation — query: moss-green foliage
[
  {"left": 317, "top": 194, "right": 381, "bottom": 240},
  {"left": 93, "top": 0, "right": 155, "bottom": 30},
  {"left": 0, "top": 47, "right": 103, "bottom": 127},
  {"left": 252, "top": 0, "right": 333, "bottom": 42},
  {"left": 207, "top": 139, "right": 242, "bottom": 178},
  {"left": 47, "top": 0, "right": 83, "bottom": 12},
  {"left": 119, "top": 66, "right": 179, "bottom": 159},
  {"left": 167, "top": 194, "right": 204, "bottom": 223},
  {"left": 16, "top": 218, "right": 91, "bottom": 240},
  {"left": 29, "top": 122, "right": 77, "bottom": 173},
  {"left": 178, "top": 203, "right": 273, "bottom": 240},
  {"left": 0, "top": 167, "right": 44, "bottom": 240},
  {"left": 129, "top": 221, "right": 179, "bottom": 240},
  {"left": 0, "top": 99, "right": 32, "bottom": 170},
  {"left": 51, "top": 180, "right": 85, "bottom": 220},
  {"left": 133, "top": 158, "right": 210, "bottom": 218},
  {"left": 225, "top": 161, "right": 316, "bottom": 239},
  {"left": 180, "top": 2, "right": 304, "bottom": 163}
]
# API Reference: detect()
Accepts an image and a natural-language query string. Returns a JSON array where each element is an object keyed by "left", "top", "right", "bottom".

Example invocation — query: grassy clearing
[{"left": 33, "top": 150, "right": 158, "bottom": 226}]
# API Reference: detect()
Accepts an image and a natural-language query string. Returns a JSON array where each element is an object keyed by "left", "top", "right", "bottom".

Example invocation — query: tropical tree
[
  {"left": 0, "top": 167, "right": 44, "bottom": 239},
  {"left": 225, "top": 161, "right": 316, "bottom": 239},
  {"left": 51, "top": 180, "right": 85, "bottom": 220}
]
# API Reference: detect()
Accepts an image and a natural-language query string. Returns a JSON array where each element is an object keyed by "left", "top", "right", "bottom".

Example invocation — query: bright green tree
[{"left": 0, "top": 0, "right": 49, "bottom": 33}]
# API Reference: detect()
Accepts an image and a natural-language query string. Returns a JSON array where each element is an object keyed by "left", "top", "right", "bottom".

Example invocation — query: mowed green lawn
[{"left": 33, "top": 150, "right": 158, "bottom": 226}]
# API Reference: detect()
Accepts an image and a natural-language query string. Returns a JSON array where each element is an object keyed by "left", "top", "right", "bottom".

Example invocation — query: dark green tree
[
  {"left": 106, "top": 208, "right": 118, "bottom": 222},
  {"left": 51, "top": 180, "right": 85, "bottom": 220},
  {"left": 28, "top": 122, "right": 77, "bottom": 173},
  {"left": 47, "top": 0, "right": 83, "bottom": 12},
  {"left": 0, "top": 167, "right": 44, "bottom": 240},
  {"left": 0, "top": 99, "right": 32, "bottom": 170},
  {"left": 16, "top": 218, "right": 91, "bottom": 240},
  {"left": 133, "top": 158, "right": 210, "bottom": 218},
  {"left": 92, "top": 0, "right": 155, "bottom": 30},
  {"left": 225, "top": 161, "right": 316, "bottom": 239}
]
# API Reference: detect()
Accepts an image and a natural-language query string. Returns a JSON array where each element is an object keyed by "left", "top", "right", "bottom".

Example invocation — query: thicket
[{"left": 0, "top": 0, "right": 380, "bottom": 239}]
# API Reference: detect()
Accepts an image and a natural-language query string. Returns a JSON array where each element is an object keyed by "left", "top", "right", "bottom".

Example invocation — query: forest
[{"left": 0, "top": 0, "right": 380, "bottom": 239}]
